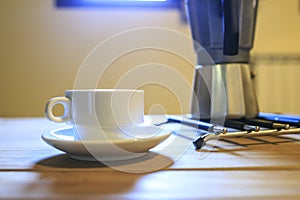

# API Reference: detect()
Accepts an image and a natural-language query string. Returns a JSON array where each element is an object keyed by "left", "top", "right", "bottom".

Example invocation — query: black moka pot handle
[{"left": 223, "top": 0, "right": 239, "bottom": 55}]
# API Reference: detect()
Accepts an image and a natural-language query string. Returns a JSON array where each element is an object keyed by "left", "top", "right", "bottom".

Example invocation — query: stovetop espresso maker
[{"left": 186, "top": 0, "right": 259, "bottom": 120}]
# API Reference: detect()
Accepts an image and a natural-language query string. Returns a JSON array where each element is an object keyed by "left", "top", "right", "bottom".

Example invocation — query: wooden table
[{"left": 1, "top": 117, "right": 300, "bottom": 199}]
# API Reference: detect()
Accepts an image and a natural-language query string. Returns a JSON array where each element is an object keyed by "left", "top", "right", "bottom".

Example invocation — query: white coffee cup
[{"left": 45, "top": 89, "right": 144, "bottom": 140}]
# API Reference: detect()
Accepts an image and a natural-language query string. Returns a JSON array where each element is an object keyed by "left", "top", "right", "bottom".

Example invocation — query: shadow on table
[
  {"left": 34, "top": 152, "right": 173, "bottom": 173},
  {"left": 31, "top": 152, "right": 174, "bottom": 196},
  {"left": 34, "top": 154, "right": 106, "bottom": 168}
]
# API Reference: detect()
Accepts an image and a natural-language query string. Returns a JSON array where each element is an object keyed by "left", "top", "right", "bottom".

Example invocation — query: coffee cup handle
[{"left": 45, "top": 97, "right": 71, "bottom": 123}]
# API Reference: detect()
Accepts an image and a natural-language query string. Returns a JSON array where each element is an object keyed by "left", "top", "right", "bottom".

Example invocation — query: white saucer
[{"left": 42, "top": 126, "right": 171, "bottom": 161}]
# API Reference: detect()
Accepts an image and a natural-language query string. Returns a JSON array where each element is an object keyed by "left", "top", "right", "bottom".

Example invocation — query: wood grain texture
[
  {"left": 1, "top": 117, "right": 300, "bottom": 199},
  {"left": 1, "top": 171, "right": 300, "bottom": 199}
]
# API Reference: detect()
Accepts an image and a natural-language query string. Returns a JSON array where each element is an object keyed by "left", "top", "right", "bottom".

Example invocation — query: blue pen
[
  {"left": 258, "top": 114, "right": 300, "bottom": 127},
  {"left": 259, "top": 112, "right": 300, "bottom": 121}
]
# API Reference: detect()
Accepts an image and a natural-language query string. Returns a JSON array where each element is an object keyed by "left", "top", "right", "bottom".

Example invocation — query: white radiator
[{"left": 253, "top": 54, "right": 300, "bottom": 115}]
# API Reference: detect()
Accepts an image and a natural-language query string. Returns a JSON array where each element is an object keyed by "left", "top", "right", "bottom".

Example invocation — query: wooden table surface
[{"left": 1, "top": 116, "right": 300, "bottom": 199}]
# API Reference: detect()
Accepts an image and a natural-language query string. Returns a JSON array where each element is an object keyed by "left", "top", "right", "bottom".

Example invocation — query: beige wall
[
  {"left": 1, "top": 0, "right": 300, "bottom": 117},
  {"left": 0, "top": 0, "right": 193, "bottom": 117},
  {"left": 253, "top": 0, "right": 300, "bottom": 114},
  {"left": 253, "top": 0, "right": 300, "bottom": 53}
]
